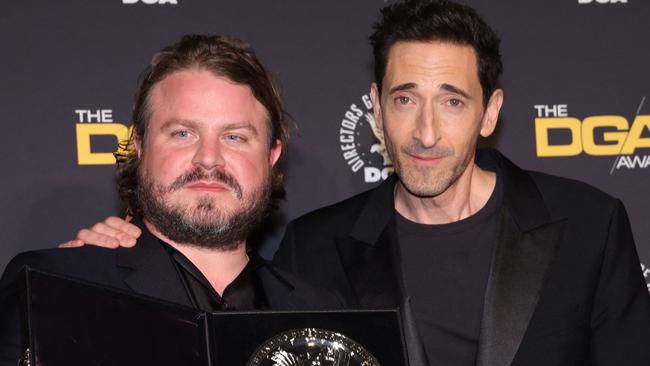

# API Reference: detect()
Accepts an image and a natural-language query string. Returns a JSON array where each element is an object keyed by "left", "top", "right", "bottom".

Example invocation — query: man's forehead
[
  {"left": 148, "top": 70, "right": 268, "bottom": 122},
  {"left": 383, "top": 41, "right": 480, "bottom": 92},
  {"left": 150, "top": 69, "right": 254, "bottom": 101}
]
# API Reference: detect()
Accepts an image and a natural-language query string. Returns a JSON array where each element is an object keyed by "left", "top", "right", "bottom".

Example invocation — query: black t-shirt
[{"left": 394, "top": 174, "right": 502, "bottom": 365}]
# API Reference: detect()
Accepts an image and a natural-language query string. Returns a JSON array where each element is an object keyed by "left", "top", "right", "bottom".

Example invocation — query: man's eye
[
  {"left": 448, "top": 98, "right": 463, "bottom": 107},
  {"left": 226, "top": 134, "right": 243, "bottom": 142},
  {"left": 396, "top": 96, "right": 411, "bottom": 105},
  {"left": 173, "top": 130, "right": 192, "bottom": 138}
]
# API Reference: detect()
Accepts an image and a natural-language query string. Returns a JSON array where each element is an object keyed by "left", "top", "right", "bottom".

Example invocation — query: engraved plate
[{"left": 247, "top": 328, "right": 380, "bottom": 366}]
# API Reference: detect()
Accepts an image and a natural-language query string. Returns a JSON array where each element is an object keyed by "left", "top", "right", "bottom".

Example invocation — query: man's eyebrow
[
  {"left": 440, "top": 83, "right": 471, "bottom": 99},
  {"left": 221, "top": 122, "right": 258, "bottom": 136},
  {"left": 158, "top": 119, "right": 258, "bottom": 135},
  {"left": 160, "top": 118, "right": 199, "bottom": 131},
  {"left": 388, "top": 82, "right": 472, "bottom": 100},
  {"left": 388, "top": 82, "right": 417, "bottom": 94}
]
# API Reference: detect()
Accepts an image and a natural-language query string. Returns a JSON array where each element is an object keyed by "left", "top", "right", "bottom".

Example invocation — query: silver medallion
[{"left": 247, "top": 328, "right": 380, "bottom": 366}]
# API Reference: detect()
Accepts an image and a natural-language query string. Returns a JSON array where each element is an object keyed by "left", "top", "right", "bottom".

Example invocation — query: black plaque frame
[{"left": 22, "top": 268, "right": 408, "bottom": 365}]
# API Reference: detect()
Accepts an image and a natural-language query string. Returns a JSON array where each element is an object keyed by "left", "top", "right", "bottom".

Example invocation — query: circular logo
[
  {"left": 338, "top": 93, "right": 394, "bottom": 184},
  {"left": 247, "top": 328, "right": 381, "bottom": 366}
]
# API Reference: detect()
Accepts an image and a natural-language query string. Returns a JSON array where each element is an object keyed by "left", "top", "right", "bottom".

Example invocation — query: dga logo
[
  {"left": 338, "top": 93, "right": 393, "bottom": 183},
  {"left": 534, "top": 100, "right": 650, "bottom": 173},
  {"left": 641, "top": 263, "right": 650, "bottom": 294},
  {"left": 75, "top": 109, "right": 130, "bottom": 165},
  {"left": 122, "top": 0, "right": 178, "bottom": 4}
]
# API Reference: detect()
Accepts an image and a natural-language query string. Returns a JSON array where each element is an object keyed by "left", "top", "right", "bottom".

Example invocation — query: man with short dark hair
[
  {"left": 0, "top": 34, "right": 340, "bottom": 366},
  {"left": 274, "top": 1, "right": 650, "bottom": 365}
]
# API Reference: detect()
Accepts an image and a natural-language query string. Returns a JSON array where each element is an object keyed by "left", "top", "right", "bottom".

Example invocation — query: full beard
[{"left": 137, "top": 167, "right": 271, "bottom": 251}]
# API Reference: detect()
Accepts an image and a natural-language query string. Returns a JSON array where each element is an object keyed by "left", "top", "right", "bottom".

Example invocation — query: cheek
[
  {"left": 441, "top": 111, "right": 483, "bottom": 138},
  {"left": 383, "top": 108, "right": 419, "bottom": 139},
  {"left": 142, "top": 146, "right": 192, "bottom": 183},
  {"left": 444, "top": 126, "right": 481, "bottom": 157},
  {"left": 226, "top": 151, "right": 272, "bottom": 186},
  {"left": 384, "top": 106, "right": 415, "bottom": 125},
  {"left": 384, "top": 123, "right": 411, "bottom": 150}
]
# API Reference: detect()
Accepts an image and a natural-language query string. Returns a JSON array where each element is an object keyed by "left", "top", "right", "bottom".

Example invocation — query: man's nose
[
  {"left": 414, "top": 105, "right": 440, "bottom": 148},
  {"left": 192, "top": 139, "right": 225, "bottom": 170}
]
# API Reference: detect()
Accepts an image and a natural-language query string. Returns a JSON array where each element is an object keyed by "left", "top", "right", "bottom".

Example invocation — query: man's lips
[
  {"left": 185, "top": 181, "right": 229, "bottom": 192},
  {"left": 407, "top": 153, "right": 445, "bottom": 164}
]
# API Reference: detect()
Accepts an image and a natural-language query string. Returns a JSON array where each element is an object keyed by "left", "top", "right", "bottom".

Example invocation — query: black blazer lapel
[
  {"left": 115, "top": 220, "right": 191, "bottom": 306},
  {"left": 476, "top": 209, "right": 565, "bottom": 366},
  {"left": 335, "top": 230, "right": 401, "bottom": 309},
  {"left": 258, "top": 265, "right": 346, "bottom": 310},
  {"left": 256, "top": 266, "right": 296, "bottom": 309},
  {"left": 336, "top": 231, "right": 428, "bottom": 364},
  {"left": 476, "top": 150, "right": 566, "bottom": 366},
  {"left": 401, "top": 295, "right": 430, "bottom": 365},
  {"left": 333, "top": 175, "right": 401, "bottom": 308}
]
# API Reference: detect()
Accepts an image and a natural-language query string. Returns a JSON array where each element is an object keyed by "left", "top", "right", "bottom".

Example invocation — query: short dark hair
[
  {"left": 370, "top": 0, "right": 503, "bottom": 105},
  {"left": 115, "top": 34, "right": 290, "bottom": 214}
]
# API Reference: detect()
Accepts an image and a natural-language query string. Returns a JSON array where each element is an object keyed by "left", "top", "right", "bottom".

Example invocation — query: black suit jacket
[
  {"left": 0, "top": 219, "right": 342, "bottom": 366},
  {"left": 273, "top": 149, "right": 650, "bottom": 365}
]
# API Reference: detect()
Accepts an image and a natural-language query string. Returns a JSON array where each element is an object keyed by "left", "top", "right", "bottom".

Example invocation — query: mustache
[
  {"left": 401, "top": 140, "right": 453, "bottom": 158},
  {"left": 169, "top": 167, "right": 242, "bottom": 199}
]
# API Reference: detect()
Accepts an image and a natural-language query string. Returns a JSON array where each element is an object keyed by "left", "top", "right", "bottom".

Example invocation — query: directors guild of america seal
[{"left": 247, "top": 328, "right": 380, "bottom": 366}]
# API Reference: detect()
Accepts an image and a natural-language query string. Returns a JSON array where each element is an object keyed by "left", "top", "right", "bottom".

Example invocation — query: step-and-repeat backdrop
[{"left": 1, "top": 0, "right": 648, "bottom": 293}]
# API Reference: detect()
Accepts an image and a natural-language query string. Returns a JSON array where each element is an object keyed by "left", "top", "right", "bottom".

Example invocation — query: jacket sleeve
[{"left": 589, "top": 199, "right": 650, "bottom": 364}]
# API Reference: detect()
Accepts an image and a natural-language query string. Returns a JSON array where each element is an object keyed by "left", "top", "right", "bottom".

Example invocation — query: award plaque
[
  {"left": 207, "top": 309, "right": 404, "bottom": 365},
  {"left": 21, "top": 268, "right": 408, "bottom": 366},
  {"left": 247, "top": 328, "right": 380, "bottom": 366}
]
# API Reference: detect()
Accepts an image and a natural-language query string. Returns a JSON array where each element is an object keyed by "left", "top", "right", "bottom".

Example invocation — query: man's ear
[
  {"left": 269, "top": 139, "right": 282, "bottom": 167},
  {"left": 370, "top": 82, "right": 384, "bottom": 131},
  {"left": 480, "top": 89, "right": 504, "bottom": 138}
]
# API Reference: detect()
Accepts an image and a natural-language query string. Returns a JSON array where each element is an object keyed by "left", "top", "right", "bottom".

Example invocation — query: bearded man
[{"left": 0, "top": 34, "right": 341, "bottom": 366}]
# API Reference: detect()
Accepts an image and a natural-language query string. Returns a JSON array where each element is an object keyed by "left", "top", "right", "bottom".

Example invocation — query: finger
[
  {"left": 58, "top": 239, "right": 84, "bottom": 248},
  {"left": 76, "top": 228, "right": 121, "bottom": 248},
  {"left": 89, "top": 222, "right": 138, "bottom": 246},
  {"left": 104, "top": 216, "right": 142, "bottom": 238}
]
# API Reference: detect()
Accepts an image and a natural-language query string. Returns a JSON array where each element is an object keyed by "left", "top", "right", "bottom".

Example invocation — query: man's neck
[
  {"left": 394, "top": 162, "right": 496, "bottom": 225},
  {"left": 143, "top": 219, "right": 248, "bottom": 295}
]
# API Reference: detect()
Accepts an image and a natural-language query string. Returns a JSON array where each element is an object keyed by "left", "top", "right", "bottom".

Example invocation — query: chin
[
  {"left": 398, "top": 169, "right": 454, "bottom": 198},
  {"left": 403, "top": 184, "right": 447, "bottom": 198}
]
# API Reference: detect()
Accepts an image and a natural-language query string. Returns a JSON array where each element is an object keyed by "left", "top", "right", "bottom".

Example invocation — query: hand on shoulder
[{"left": 58, "top": 216, "right": 141, "bottom": 249}]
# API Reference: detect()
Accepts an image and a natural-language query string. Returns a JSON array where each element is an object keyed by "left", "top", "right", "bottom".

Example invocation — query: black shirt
[
  {"left": 395, "top": 173, "right": 502, "bottom": 366},
  {"left": 160, "top": 241, "right": 270, "bottom": 312}
]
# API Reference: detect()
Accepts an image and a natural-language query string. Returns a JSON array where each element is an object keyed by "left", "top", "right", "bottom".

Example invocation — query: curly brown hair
[{"left": 115, "top": 34, "right": 291, "bottom": 214}]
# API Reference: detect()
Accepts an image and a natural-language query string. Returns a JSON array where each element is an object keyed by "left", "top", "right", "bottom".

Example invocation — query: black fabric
[
  {"left": 477, "top": 209, "right": 565, "bottom": 366},
  {"left": 394, "top": 173, "right": 501, "bottom": 366},
  {"left": 0, "top": 219, "right": 344, "bottom": 366},
  {"left": 163, "top": 242, "right": 269, "bottom": 311},
  {"left": 273, "top": 148, "right": 650, "bottom": 366}
]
